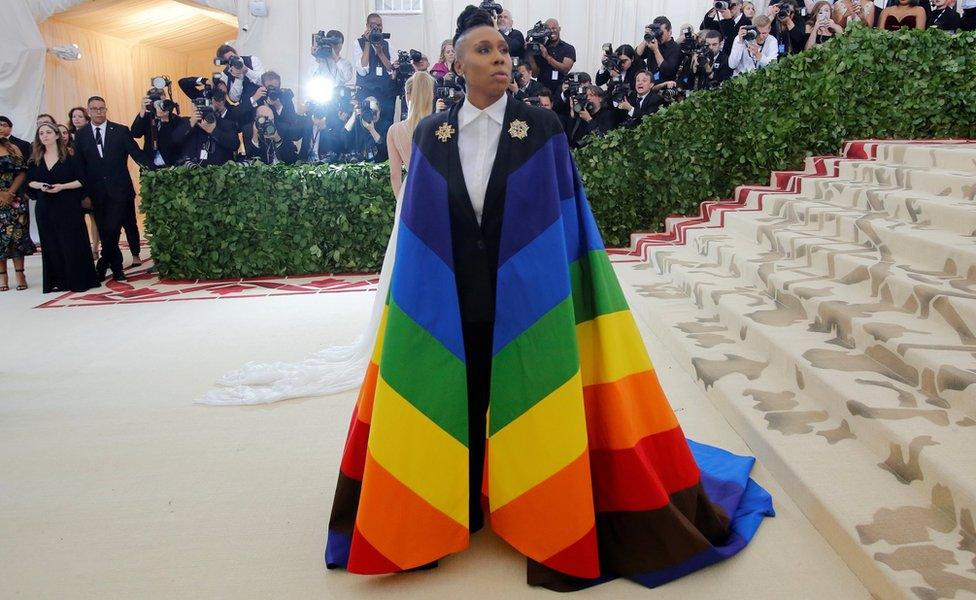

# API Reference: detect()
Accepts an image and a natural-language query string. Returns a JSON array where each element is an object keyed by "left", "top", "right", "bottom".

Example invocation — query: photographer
[
  {"left": 730, "top": 16, "right": 777, "bottom": 75},
  {"left": 172, "top": 102, "right": 238, "bottom": 167},
  {"left": 215, "top": 44, "right": 264, "bottom": 104},
  {"left": 344, "top": 95, "right": 389, "bottom": 163},
  {"left": 635, "top": 17, "right": 682, "bottom": 84},
  {"left": 526, "top": 19, "right": 576, "bottom": 94},
  {"left": 310, "top": 30, "right": 354, "bottom": 88},
  {"left": 131, "top": 84, "right": 183, "bottom": 168},
  {"left": 299, "top": 102, "right": 352, "bottom": 163},
  {"left": 557, "top": 71, "right": 591, "bottom": 115},
  {"left": 497, "top": 9, "right": 525, "bottom": 60},
  {"left": 246, "top": 71, "right": 301, "bottom": 142},
  {"left": 691, "top": 30, "right": 733, "bottom": 89},
  {"left": 535, "top": 88, "right": 556, "bottom": 110},
  {"left": 244, "top": 105, "right": 298, "bottom": 165},
  {"left": 353, "top": 13, "right": 396, "bottom": 126},
  {"left": 928, "top": 0, "right": 962, "bottom": 31},
  {"left": 568, "top": 85, "right": 619, "bottom": 148},
  {"left": 767, "top": 1, "right": 806, "bottom": 56},
  {"left": 710, "top": 2, "right": 752, "bottom": 56},
  {"left": 595, "top": 44, "right": 642, "bottom": 89},
  {"left": 616, "top": 70, "right": 663, "bottom": 126},
  {"left": 510, "top": 62, "right": 543, "bottom": 101}
]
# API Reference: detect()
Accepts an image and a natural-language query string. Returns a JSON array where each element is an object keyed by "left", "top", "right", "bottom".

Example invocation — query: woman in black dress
[{"left": 26, "top": 123, "right": 99, "bottom": 293}]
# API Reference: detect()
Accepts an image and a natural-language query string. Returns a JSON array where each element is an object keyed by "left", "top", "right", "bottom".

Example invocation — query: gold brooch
[
  {"left": 508, "top": 120, "right": 529, "bottom": 140},
  {"left": 435, "top": 122, "right": 455, "bottom": 143}
]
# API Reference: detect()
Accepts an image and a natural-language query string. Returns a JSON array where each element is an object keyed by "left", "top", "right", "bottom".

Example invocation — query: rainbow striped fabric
[{"left": 326, "top": 106, "right": 773, "bottom": 590}]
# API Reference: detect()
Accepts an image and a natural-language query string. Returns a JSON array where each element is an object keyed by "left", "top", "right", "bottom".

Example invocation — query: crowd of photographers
[{"left": 20, "top": 0, "right": 975, "bottom": 168}]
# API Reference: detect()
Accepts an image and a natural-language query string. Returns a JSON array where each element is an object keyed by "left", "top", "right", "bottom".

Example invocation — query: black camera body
[
  {"left": 215, "top": 55, "right": 245, "bottom": 70},
  {"left": 359, "top": 98, "right": 379, "bottom": 123},
  {"left": 609, "top": 82, "right": 632, "bottom": 105},
  {"left": 368, "top": 25, "right": 390, "bottom": 45},
  {"left": 743, "top": 26, "right": 758, "bottom": 43},
  {"left": 601, "top": 44, "right": 622, "bottom": 72},
  {"left": 255, "top": 115, "right": 277, "bottom": 138},
  {"left": 659, "top": 87, "right": 685, "bottom": 104},
  {"left": 572, "top": 90, "right": 593, "bottom": 115},
  {"left": 525, "top": 21, "right": 552, "bottom": 54},
  {"left": 435, "top": 80, "right": 463, "bottom": 107},
  {"left": 715, "top": 1, "right": 729, "bottom": 10},
  {"left": 313, "top": 31, "right": 343, "bottom": 59},
  {"left": 644, "top": 23, "right": 664, "bottom": 43},
  {"left": 776, "top": 2, "right": 793, "bottom": 19},
  {"left": 679, "top": 27, "right": 697, "bottom": 55},
  {"left": 266, "top": 85, "right": 281, "bottom": 103},
  {"left": 193, "top": 97, "right": 216, "bottom": 125},
  {"left": 479, "top": 0, "right": 503, "bottom": 16}
]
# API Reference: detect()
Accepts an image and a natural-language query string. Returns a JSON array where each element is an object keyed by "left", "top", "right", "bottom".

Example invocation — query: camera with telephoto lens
[
  {"left": 715, "top": 1, "right": 729, "bottom": 10},
  {"left": 359, "top": 98, "right": 379, "bottom": 123},
  {"left": 368, "top": 24, "right": 390, "bottom": 45},
  {"left": 572, "top": 90, "right": 592, "bottom": 115},
  {"left": 265, "top": 85, "right": 281, "bottom": 103},
  {"left": 659, "top": 87, "right": 685, "bottom": 104},
  {"left": 147, "top": 75, "right": 176, "bottom": 113},
  {"left": 609, "top": 81, "right": 631, "bottom": 104},
  {"left": 601, "top": 43, "right": 622, "bottom": 72},
  {"left": 479, "top": 0, "right": 502, "bottom": 16},
  {"left": 525, "top": 96, "right": 542, "bottom": 106},
  {"left": 435, "top": 80, "right": 463, "bottom": 107},
  {"left": 255, "top": 115, "right": 276, "bottom": 138},
  {"left": 679, "top": 26, "right": 697, "bottom": 55},
  {"left": 215, "top": 54, "right": 245, "bottom": 70},
  {"left": 192, "top": 80, "right": 216, "bottom": 124},
  {"left": 525, "top": 21, "right": 552, "bottom": 54},
  {"left": 644, "top": 23, "right": 664, "bottom": 43},
  {"left": 313, "top": 30, "right": 343, "bottom": 59},
  {"left": 743, "top": 26, "right": 758, "bottom": 43},
  {"left": 776, "top": 2, "right": 793, "bottom": 20}
]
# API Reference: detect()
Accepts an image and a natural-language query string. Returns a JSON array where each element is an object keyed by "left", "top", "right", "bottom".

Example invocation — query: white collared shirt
[
  {"left": 458, "top": 94, "right": 507, "bottom": 225},
  {"left": 92, "top": 122, "right": 106, "bottom": 157}
]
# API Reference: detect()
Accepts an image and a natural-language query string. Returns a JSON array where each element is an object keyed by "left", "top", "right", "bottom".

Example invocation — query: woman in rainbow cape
[{"left": 326, "top": 6, "right": 774, "bottom": 591}]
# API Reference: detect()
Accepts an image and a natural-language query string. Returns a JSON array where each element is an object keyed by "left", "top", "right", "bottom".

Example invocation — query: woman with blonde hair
[{"left": 388, "top": 71, "right": 435, "bottom": 193}]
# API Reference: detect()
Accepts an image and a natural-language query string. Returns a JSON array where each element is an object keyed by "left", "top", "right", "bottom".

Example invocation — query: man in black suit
[
  {"left": 510, "top": 62, "right": 543, "bottom": 101},
  {"left": 298, "top": 104, "right": 352, "bottom": 163},
  {"left": 73, "top": 96, "right": 147, "bottom": 280},
  {"left": 131, "top": 94, "right": 184, "bottom": 168},
  {"left": 497, "top": 9, "right": 525, "bottom": 60},
  {"left": 172, "top": 104, "right": 239, "bottom": 166},
  {"left": 0, "top": 116, "right": 32, "bottom": 160},
  {"left": 240, "top": 71, "right": 301, "bottom": 143},
  {"left": 617, "top": 70, "right": 663, "bottom": 127}
]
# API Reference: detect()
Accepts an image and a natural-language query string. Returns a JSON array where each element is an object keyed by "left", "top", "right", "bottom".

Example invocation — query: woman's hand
[
  {"left": 435, "top": 99, "right": 447, "bottom": 112},
  {"left": 45, "top": 183, "right": 64, "bottom": 194}
]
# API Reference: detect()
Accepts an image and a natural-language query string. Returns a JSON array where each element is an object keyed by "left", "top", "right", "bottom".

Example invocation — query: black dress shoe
[
  {"left": 131, "top": 255, "right": 142, "bottom": 268},
  {"left": 112, "top": 272, "right": 128, "bottom": 282},
  {"left": 96, "top": 264, "right": 109, "bottom": 281}
]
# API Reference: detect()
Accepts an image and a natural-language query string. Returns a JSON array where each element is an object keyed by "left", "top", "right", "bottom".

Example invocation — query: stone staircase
[{"left": 612, "top": 141, "right": 976, "bottom": 600}]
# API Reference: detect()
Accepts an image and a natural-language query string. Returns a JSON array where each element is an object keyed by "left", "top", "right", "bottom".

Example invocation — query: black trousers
[
  {"left": 122, "top": 196, "right": 141, "bottom": 257},
  {"left": 93, "top": 194, "right": 128, "bottom": 275},
  {"left": 462, "top": 321, "right": 493, "bottom": 533}
]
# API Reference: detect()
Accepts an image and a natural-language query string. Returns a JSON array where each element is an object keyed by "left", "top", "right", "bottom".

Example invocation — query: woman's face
[
  {"left": 71, "top": 109, "right": 89, "bottom": 128},
  {"left": 743, "top": 2, "right": 756, "bottom": 17},
  {"left": 619, "top": 55, "right": 632, "bottom": 70},
  {"left": 38, "top": 124, "right": 58, "bottom": 147},
  {"left": 444, "top": 44, "right": 455, "bottom": 62},
  {"left": 58, "top": 125, "right": 70, "bottom": 142},
  {"left": 456, "top": 26, "right": 512, "bottom": 99}
]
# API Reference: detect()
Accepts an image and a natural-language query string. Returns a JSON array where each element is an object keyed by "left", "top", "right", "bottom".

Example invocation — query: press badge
[
  {"left": 200, "top": 148, "right": 209, "bottom": 160},
  {"left": 779, "top": 43, "right": 786, "bottom": 54},
  {"left": 376, "top": 66, "right": 384, "bottom": 77},
  {"left": 654, "top": 71, "right": 661, "bottom": 81},
  {"left": 551, "top": 70, "right": 559, "bottom": 81}
]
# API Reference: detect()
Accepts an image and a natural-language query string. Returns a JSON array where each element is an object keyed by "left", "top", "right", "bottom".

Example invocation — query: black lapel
[
  {"left": 479, "top": 93, "right": 516, "bottom": 232},
  {"left": 446, "top": 100, "right": 480, "bottom": 229}
]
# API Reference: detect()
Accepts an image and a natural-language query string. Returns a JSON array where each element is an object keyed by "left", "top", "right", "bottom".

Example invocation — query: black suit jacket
[
  {"left": 412, "top": 95, "right": 564, "bottom": 323},
  {"left": 514, "top": 79, "right": 544, "bottom": 101},
  {"left": 298, "top": 117, "right": 352, "bottom": 162},
  {"left": 243, "top": 124, "right": 299, "bottom": 165},
  {"left": 502, "top": 28, "right": 526, "bottom": 60},
  {"left": 74, "top": 121, "right": 146, "bottom": 202},
  {"left": 172, "top": 117, "right": 239, "bottom": 166},
  {"left": 627, "top": 92, "right": 663, "bottom": 122},
  {"left": 131, "top": 113, "right": 185, "bottom": 168}
]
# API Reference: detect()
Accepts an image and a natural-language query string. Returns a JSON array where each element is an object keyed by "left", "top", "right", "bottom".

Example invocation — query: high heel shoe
[
  {"left": 14, "top": 268, "right": 27, "bottom": 291},
  {"left": 0, "top": 269, "right": 8, "bottom": 292}
]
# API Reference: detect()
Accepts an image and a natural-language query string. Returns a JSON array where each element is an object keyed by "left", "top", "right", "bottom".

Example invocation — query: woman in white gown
[{"left": 200, "top": 72, "right": 438, "bottom": 405}]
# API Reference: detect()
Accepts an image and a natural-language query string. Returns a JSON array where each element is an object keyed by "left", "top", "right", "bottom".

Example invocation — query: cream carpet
[{"left": 0, "top": 254, "right": 868, "bottom": 599}]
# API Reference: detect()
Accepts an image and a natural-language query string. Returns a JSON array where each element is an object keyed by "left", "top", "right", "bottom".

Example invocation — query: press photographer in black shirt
[
  {"left": 299, "top": 102, "right": 353, "bottom": 163},
  {"left": 568, "top": 85, "right": 619, "bottom": 147},
  {"left": 497, "top": 9, "right": 525, "bottom": 60},
  {"left": 526, "top": 19, "right": 577, "bottom": 94},
  {"left": 635, "top": 17, "right": 683, "bottom": 83},
  {"left": 343, "top": 96, "right": 389, "bottom": 163},
  {"left": 244, "top": 104, "right": 298, "bottom": 165},
  {"left": 355, "top": 14, "right": 396, "bottom": 128},
  {"left": 171, "top": 100, "right": 239, "bottom": 166},
  {"left": 707, "top": 2, "right": 752, "bottom": 56},
  {"left": 131, "top": 81, "right": 184, "bottom": 168},
  {"left": 245, "top": 71, "right": 300, "bottom": 142},
  {"left": 595, "top": 44, "right": 643, "bottom": 89},
  {"left": 693, "top": 30, "right": 734, "bottom": 88},
  {"left": 768, "top": 1, "right": 806, "bottom": 56}
]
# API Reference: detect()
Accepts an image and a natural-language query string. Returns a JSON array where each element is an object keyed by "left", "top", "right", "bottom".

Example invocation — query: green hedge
[
  {"left": 141, "top": 161, "right": 395, "bottom": 279},
  {"left": 577, "top": 26, "right": 976, "bottom": 246},
  {"left": 142, "top": 27, "right": 976, "bottom": 278}
]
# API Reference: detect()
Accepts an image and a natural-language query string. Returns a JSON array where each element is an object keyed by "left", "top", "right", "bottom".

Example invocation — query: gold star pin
[
  {"left": 435, "top": 122, "right": 456, "bottom": 143},
  {"left": 508, "top": 119, "right": 529, "bottom": 140}
]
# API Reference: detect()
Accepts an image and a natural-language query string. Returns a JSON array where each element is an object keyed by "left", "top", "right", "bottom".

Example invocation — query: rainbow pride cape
[{"left": 326, "top": 102, "right": 773, "bottom": 590}]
